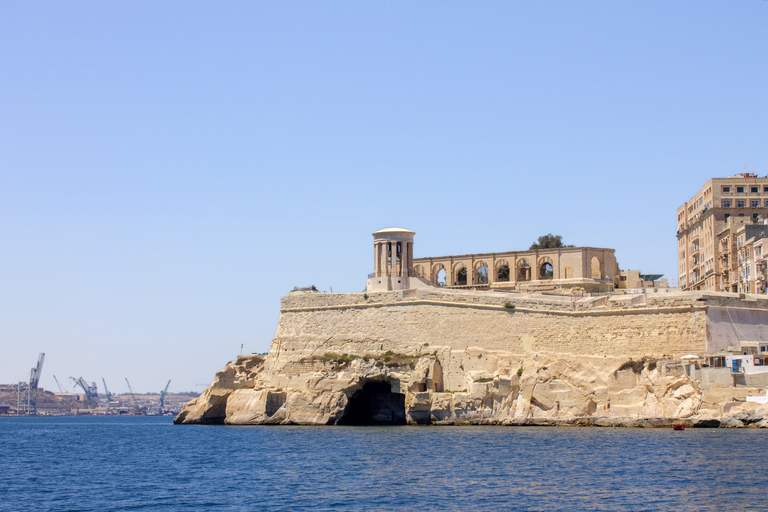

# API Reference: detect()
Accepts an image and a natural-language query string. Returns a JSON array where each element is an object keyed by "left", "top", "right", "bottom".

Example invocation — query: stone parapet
[{"left": 282, "top": 288, "right": 708, "bottom": 315}]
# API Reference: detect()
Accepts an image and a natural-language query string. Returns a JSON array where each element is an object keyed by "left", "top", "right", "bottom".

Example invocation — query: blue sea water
[{"left": 1, "top": 416, "right": 766, "bottom": 512}]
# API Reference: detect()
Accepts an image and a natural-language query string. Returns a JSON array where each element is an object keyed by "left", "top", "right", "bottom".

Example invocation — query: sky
[{"left": 1, "top": 1, "right": 767, "bottom": 393}]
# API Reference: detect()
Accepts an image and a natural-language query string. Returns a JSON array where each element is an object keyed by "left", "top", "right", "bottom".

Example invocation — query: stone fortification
[
  {"left": 274, "top": 288, "right": 707, "bottom": 366},
  {"left": 176, "top": 288, "right": 768, "bottom": 428}
]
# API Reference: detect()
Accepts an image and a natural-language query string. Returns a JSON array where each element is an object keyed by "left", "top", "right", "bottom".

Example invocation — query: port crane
[
  {"left": 102, "top": 378, "right": 113, "bottom": 401},
  {"left": 53, "top": 375, "right": 67, "bottom": 393},
  {"left": 28, "top": 353, "right": 45, "bottom": 414},
  {"left": 159, "top": 380, "right": 171, "bottom": 411},
  {"left": 70, "top": 377, "right": 98, "bottom": 402},
  {"left": 124, "top": 378, "right": 144, "bottom": 413}
]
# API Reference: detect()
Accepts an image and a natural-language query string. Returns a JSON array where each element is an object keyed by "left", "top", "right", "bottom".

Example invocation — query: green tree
[{"left": 529, "top": 234, "right": 572, "bottom": 250}]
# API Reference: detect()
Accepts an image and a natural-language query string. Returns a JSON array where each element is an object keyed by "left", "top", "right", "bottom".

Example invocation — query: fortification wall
[
  {"left": 177, "top": 288, "right": 768, "bottom": 427},
  {"left": 274, "top": 289, "right": 709, "bottom": 363}
]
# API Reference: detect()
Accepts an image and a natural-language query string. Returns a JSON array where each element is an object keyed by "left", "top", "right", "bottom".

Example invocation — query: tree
[{"left": 529, "top": 234, "right": 573, "bottom": 250}]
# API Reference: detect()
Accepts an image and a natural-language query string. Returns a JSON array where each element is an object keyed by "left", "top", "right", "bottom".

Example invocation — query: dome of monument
[{"left": 372, "top": 227, "right": 415, "bottom": 236}]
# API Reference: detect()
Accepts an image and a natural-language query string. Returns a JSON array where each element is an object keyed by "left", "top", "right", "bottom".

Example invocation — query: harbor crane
[
  {"left": 159, "top": 380, "right": 171, "bottom": 411},
  {"left": 102, "top": 378, "right": 113, "bottom": 401},
  {"left": 125, "top": 378, "right": 144, "bottom": 413},
  {"left": 70, "top": 377, "right": 98, "bottom": 402},
  {"left": 53, "top": 375, "right": 67, "bottom": 393},
  {"left": 28, "top": 353, "right": 45, "bottom": 414}
]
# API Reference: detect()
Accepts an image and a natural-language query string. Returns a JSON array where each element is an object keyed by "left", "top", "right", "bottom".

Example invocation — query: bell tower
[{"left": 367, "top": 227, "right": 415, "bottom": 292}]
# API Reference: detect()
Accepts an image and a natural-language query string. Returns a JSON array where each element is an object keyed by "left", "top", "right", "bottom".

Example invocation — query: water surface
[{"left": 1, "top": 416, "right": 765, "bottom": 511}]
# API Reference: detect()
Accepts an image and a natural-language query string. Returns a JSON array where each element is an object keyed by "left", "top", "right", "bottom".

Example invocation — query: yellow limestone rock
[
  {"left": 175, "top": 349, "right": 768, "bottom": 427},
  {"left": 175, "top": 289, "right": 768, "bottom": 427}
]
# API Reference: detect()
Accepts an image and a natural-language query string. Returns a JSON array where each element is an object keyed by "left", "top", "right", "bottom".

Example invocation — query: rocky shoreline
[{"left": 174, "top": 351, "right": 768, "bottom": 428}]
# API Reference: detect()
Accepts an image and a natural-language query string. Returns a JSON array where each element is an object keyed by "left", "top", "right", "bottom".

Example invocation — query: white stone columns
[
  {"left": 368, "top": 228, "right": 416, "bottom": 292},
  {"left": 407, "top": 242, "right": 414, "bottom": 277},
  {"left": 381, "top": 242, "right": 387, "bottom": 277},
  {"left": 395, "top": 242, "right": 400, "bottom": 277},
  {"left": 401, "top": 242, "right": 406, "bottom": 277}
]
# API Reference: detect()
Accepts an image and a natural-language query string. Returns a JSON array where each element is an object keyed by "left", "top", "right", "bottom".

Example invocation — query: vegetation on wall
[
  {"left": 309, "top": 351, "right": 417, "bottom": 369},
  {"left": 529, "top": 234, "right": 574, "bottom": 250}
]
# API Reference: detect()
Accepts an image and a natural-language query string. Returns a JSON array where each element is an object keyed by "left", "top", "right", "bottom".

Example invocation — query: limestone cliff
[
  {"left": 174, "top": 350, "right": 768, "bottom": 427},
  {"left": 175, "top": 289, "right": 768, "bottom": 427}
]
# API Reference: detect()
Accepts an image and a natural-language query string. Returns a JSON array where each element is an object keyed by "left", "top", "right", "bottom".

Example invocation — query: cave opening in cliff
[{"left": 338, "top": 381, "right": 406, "bottom": 425}]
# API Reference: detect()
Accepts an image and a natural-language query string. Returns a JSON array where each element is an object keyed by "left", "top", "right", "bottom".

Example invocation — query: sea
[{"left": 1, "top": 416, "right": 766, "bottom": 512}]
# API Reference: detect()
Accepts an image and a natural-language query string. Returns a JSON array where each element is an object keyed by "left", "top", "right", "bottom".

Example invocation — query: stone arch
[
  {"left": 538, "top": 256, "right": 554, "bottom": 280},
  {"left": 591, "top": 256, "right": 601, "bottom": 279},
  {"left": 413, "top": 264, "right": 425, "bottom": 279},
  {"left": 495, "top": 259, "right": 510, "bottom": 282},
  {"left": 454, "top": 262, "right": 468, "bottom": 286},
  {"left": 337, "top": 380, "right": 405, "bottom": 425},
  {"left": 517, "top": 258, "right": 531, "bottom": 282},
  {"left": 474, "top": 261, "right": 489, "bottom": 285},
  {"left": 432, "top": 264, "right": 446, "bottom": 286}
]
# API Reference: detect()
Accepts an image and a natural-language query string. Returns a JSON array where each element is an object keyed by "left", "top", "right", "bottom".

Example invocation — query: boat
[{"left": 673, "top": 425, "right": 685, "bottom": 431}]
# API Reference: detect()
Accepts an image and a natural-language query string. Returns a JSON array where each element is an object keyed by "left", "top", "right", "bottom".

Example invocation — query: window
[
  {"left": 765, "top": 199, "right": 768, "bottom": 207},
  {"left": 753, "top": 200, "right": 760, "bottom": 208},
  {"left": 764, "top": 186, "right": 768, "bottom": 193},
  {"left": 723, "top": 200, "right": 731, "bottom": 207},
  {"left": 738, "top": 200, "right": 745, "bottom": 208},
  {"left": 723, "top": 186, "right": 731, "bottom": 193},
  {"left": 737, "top": 186, "right": 745, "bottom": 193},
  {"left": 752, "top": 187, "right": 759, "bottom": 193}
]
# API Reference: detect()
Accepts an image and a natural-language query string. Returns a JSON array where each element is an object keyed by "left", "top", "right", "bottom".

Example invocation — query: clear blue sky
[{"left": 2, "top": 2, "right": 767, "bottom": 393}]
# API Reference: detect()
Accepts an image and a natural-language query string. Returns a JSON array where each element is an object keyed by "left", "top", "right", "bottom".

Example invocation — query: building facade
[
  {"left": 677, "top": 173, "right": 768, "bottom": 291},
  {"left": 366, "top": 228, "right": 620, "bottom": 293},
  {"left": 366, "top": 227, "right": 620, "bottom": 293},
  {"left": 735, "top": 223, "right": 768, "bottom": 294},
  {"left": 413, "top": 247, "right": 618, "bottom": 292},
  {"left": 615, "top": 270, "right": 668, "bottom": 290}
]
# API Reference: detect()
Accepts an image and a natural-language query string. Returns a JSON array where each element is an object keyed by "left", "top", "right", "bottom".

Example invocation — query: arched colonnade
[{"left": 412, "top": 249, "right": 613, "bottom": 288}]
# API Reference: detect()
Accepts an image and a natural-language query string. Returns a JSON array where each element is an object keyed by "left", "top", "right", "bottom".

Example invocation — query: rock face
[
  {"left": 174, "top": 350, "right": 768, "bottom": 427},
  {"left": 175, "top": 289, "right": 768, "bottom": 427}
]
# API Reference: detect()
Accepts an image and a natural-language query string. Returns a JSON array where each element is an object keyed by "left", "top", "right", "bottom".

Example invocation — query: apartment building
[
  {"left": 755, "top": 238, "right": 767, "bottom": 294},
  {"left": 735, "top": 223, "right": 768, "bottom": 294},
  {"left": 677, "top": 173, "right": 768, "bottom": 291}
]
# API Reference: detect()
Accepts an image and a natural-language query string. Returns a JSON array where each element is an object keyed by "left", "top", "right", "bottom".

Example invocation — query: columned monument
[
  {"left": 366, "top": 227, "right": 618, "bottom": 293},
  {"left": 367, "top": 227, "right": 415, "bottom": 292}
]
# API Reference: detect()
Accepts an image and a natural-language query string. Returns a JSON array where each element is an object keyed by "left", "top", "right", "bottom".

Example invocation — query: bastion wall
[
  {"left": 176, "top": 288, "right": 768, "bottom": 426},
  {"left": 273, "top": 288, "right": 710, "bottom": 362}
]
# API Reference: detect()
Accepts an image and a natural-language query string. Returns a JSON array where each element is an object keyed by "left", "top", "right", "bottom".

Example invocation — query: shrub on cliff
[
  {"left": 317, "top": 353, "right": 360, "bottom": 367},
  {"left": 617, "top": 360, "right": 645, "bottom": 374},
  {"left": 371, "top": 351, "right": 416, "bottom": 369},
  {"left": 310, "top": 351, "right": 417, "bottom": 369}
]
